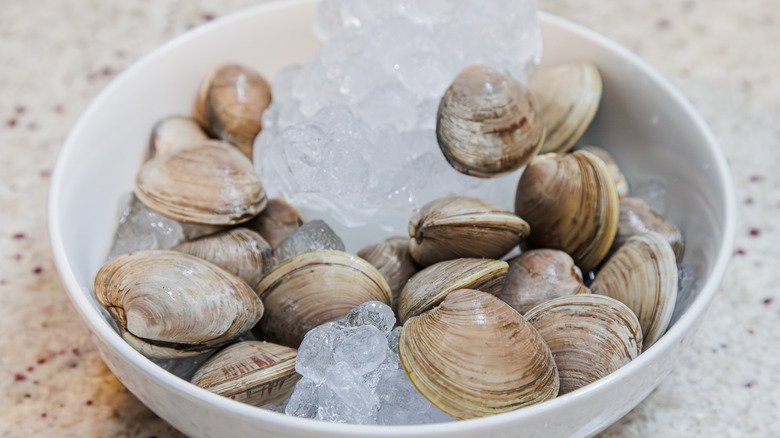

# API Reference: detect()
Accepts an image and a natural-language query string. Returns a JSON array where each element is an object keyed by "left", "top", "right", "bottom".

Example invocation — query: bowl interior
[{"left": 50, "top": 1, "right": 734, "bottom": 435}]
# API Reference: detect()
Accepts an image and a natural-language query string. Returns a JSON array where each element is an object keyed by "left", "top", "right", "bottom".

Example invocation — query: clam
[
  {"left": 171, "top": 228, "right": 273, "bottom": 287},
  {"left": 612, "top": 197, "right": 684, "bottom": 261},
  {"left": 399, "top": 289, "right": 559, "bottom": 419},
  {"left": 191, "top": 341, "right": 300, "bottom": 407},
  {"left": 135, "top": 141, "right": 267, "bottom": 225},
  {"left": 436, "top": 64, "right": 544, "bottom": 177},
  {"left": 398, "top": 258, "right": 507, "bottom": 324},
  {"left": 591, "top": 232, "right": 678, "bottom": 351},
  {"left": 409, "top": 196, "right": 530, "bottom": 266},
  {"left": 529, "top": 60, "right": 602, "bottom": 154},
  {"left": 579, "top": 145, "right": 629, "bottom": 198},
  {"left": 254, "top": 250, "right": 392, "bottom": 348},
  {"left": 93, "top": 250, "right": 263, "bottom": 359},
  {"left": 515, "top": 150, "right": 619, "bottom": 272},
  {"left": 244, "top": 198, "right": 305, "bottom": 248},
  {"left": 524, "top": 294, "right": 643, "bottom": 395},
  {"left": 497, "top": 249, "right": 590, "bottom": 315},
  {"left": 398, "top": 258, "right": 507, "bottom": 323},
  {"left": 148, "top": 115, "right": 210, "bottom": 159},
  {"left": 357, "top": 236, "right": 420, "bottom": 313},
  {"left": 194, "top": 64, "right": 272, "bottom": 159}
]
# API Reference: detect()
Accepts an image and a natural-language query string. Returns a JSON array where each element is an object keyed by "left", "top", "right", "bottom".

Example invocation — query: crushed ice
[
  {"left": 254, "top": 0, "right": 541, "bottom": 240},
  {"left": 277, "top": 301, "right": 454, "bottom": 425}
]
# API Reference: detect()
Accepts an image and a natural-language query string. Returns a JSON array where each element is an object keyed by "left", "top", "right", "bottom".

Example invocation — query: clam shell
[
  {"left": 191, "top": 341, "right": 300, "bottom": 407},
  {"left": 524, "top": 294, "right": 643, "bottom": 394},
  {"left": 195, "top": 64, "right": 272, "bottom": 159},
  {"left": 398, "top": 258, "right": 508, "bottom": 324},
  {"left": 172, "top": 228, "right": 273, "bottom": 287},
  {"left": 93, "top": 250, "right": 263, "bottom": 359},
  {"left": 515, "top": 150, "right": 619, "bottom": 272},
  {"left": 254, "top": 250, "right": 392, "bottom": 348},
  {"left": 357, "top": 236, "right": 419, "bottom": 313},
  {"left": 244, "top": 198, "right": 305, "bottom": 248},
  {"left": 135, "top": 141, "right": 267, "bottom": 225},
  {"left": 409, "top": 196, "right": 530, "bottom": 266},
  {"left": 436, "top": 64, "right": 544, "bottom": 177},
  {"left": 530, "top": 60, "right": 602, "bottom": 154},
  {"left": 497, "top": 249, "right": 590, "bottom": 315},
  {"left": 591, "top": 232, "right": 678, "bottom": 350},
  {"left": 148, "top": 115, "right": 210, "bottom": 160},
  {"left": 399, "top": 289, "right": 559, "bottom": 419},
  {"left": 579, "top": 145, "right": 629, "bottom": 198},
  {"left": 612, "top": 197, "right": 684, "bottom": 261}
]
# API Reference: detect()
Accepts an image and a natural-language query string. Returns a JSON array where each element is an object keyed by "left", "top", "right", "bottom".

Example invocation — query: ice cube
[
  {"left": 108, "top": 194, "right": 186, "bottom": 259},
  {"left": 317, "top": 362, "right": 380, "bottom": 424},
  {"left": 332, "top": 325, "right": 388, "bottom": 376},
  {"left": 342, "top": 301, "right": 396, "bottom": 335},
  {"left": 274, "top": 220, "right": 346, "bottom": 262},
  {"left": 375, "top": 368, "right": 454, "bottom": 425},
  {"left": 295, "top": 322, "right": 342, "bottom": 384},
  {"left": 386, "top": 326, "right": 402, "bottom": 355},
  {"left": 285, "top": 378, "right": 319, "bottom": 418}
]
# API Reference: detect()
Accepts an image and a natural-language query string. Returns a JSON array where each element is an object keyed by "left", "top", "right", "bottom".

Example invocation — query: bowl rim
[{"left": 48, "top": 1, "right": 737, "bottom": 434}]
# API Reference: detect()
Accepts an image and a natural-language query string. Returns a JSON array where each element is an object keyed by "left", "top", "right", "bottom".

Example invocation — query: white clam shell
[
  {"left": 525, "top": 294, "right": 643, "bottom": 394},
  {"left": 93, "top": 250, "right": 264, "bottom": 359},
  {"left": 591, "top": 231, "right": 678, "bottom": 350}
]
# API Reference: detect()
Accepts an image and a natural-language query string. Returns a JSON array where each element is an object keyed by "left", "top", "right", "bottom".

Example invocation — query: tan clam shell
[
  {"left": 436, "top": 64, "right": 544, "bottom": 177},
  {"left": 244, "top": 198, "right": 305, "bottom": 248},
  {"left": 524, "top": 294, "right": 643, "bottom": 395},
  {"left": 172, "top": 228, "right": 273, "bottom": 287},
  {"left": 135, "top": 141, "right": 267, "bottom": 225},
  {"left": 497, "top": 249, "right": 590, "bottom": 315},
  {"left": 399, "top": 289, "right": 559, "bottom": 419},
  {"left": 398, "top": 258, "right": 508, "bottom": 324},
  {"left": 93, "top": 250, "right": 263, "bottom": 359},
  {"left": 515, "top": 150, "right": 619, "bottom": 272},
  {"left": 357, "top": 236, "right": 419, "bottom": 313},
  {"left": 612, "top": 197, "right": 684, "bottom": 261},
  {"left": 195, "top": 64, "right": 272, "bottom": 159},
  {"left": 591, "top": 232, "right": 678, "bottom": 351},
  {"left": 254, "top": 250, "right": 392, "bottom": 348},
  {"left": 409, "top": 196, "right": 530, "bottom": 266},
  {"left": 191, "top": 341, "right": 300, "bottom": 407},
  {"left": 148, "top": 115, "right": 210, "bottom": 160},
  {"left": 530, "top": 60, "right": 602, "bottom": 154},
  {"left": 579, "top": 145, "right": 629, "bottom": 198}
]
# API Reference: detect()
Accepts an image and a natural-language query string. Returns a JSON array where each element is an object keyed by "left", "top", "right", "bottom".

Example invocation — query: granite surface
[{"left": 1, "top": 0, "right": 778, "bottom": 436}]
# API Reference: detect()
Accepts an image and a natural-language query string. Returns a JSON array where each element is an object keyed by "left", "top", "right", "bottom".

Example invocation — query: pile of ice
[
  {"left": 255, "top": 0, "right": 541, "bottom": 240},
  {"left": 272, "top": 301, "right": 453, "bottom": 424}
]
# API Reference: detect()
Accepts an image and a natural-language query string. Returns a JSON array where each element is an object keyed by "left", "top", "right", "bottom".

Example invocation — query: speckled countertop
[{"left": 1, "top": 0, "right": 778, "bottom": 436}]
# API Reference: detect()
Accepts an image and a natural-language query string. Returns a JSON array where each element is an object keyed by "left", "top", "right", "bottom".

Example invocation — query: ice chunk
[
  {"left": 387, "top": 326, "right": 402, "bottom": 354},
  {"left": 295, "top": 322, "right": 342, "bottom": 384},
  {"left": 285, "top": 378, "right": 318, "bottom": 418},
  {"left": 286, "top": 300, "right": 454, "bottom": 424},
  {"left": 274, "top": 220, "right": 346, "bottom": 262},
  {"left": 333, "top": 325, "right": 388, "bottom": 376},
  {"left": 255, "top": 0, "right": 541, "bottom": 239},
  {"left": 632, "top": 178, "right": 670, "bottom": 215},
  {"left": 108, "top": 194, "right": 186, "bottom": 259},
  {"left": 342, "top": 301, "right": 396, "bottom": 335},
  {"left": 317, "top": 363, "right": 380, "bottom": 424},
  {"left": 376, "top": 368, "right": 455, "bottom": 425}
]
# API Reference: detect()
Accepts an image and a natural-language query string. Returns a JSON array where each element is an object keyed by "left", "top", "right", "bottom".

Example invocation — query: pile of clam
[{"left": 93, "top": 60, "right": 683, "bottom": 421}]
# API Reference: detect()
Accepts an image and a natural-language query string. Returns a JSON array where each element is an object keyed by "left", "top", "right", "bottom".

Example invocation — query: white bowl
[{"left": 49, "top": 1, "right": 736, "bottom": 436}]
